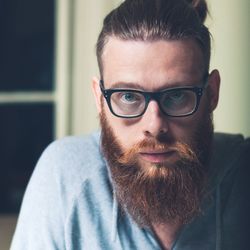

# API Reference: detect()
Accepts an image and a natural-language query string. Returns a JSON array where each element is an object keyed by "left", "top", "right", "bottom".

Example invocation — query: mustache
[{"left": 117, "top": 138, "right": 199, "bottom": 165}]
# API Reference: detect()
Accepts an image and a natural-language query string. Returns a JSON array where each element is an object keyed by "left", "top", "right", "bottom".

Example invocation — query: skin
[{"left": 92, "top": 37, "right": 220, "bottom": 249}]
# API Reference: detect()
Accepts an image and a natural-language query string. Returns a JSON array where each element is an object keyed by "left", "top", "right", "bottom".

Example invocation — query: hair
[{"left": 96, "top": 0, "right": 211, "bottom": 78}]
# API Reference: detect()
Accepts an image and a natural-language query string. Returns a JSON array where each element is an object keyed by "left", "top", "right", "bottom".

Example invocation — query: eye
[
  {"left": 120, "top": 92, "right": 143, "bottom": 104},
  {"left": 162, "top": 90, "right": 187, "bottom": 108},
  {"left": 169, "top": 90, "right": 185, "bottom": 102}
]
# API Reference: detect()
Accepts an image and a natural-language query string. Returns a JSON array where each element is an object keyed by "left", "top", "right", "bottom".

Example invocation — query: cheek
[
  {"left": 117, "top": 123, "right": 140, "bottom": 147},
  {"left": 167, "top": 120, "right": 196, "bottom": 143},
  {"left": 167, "top": 103, "right": 209, "bottom": 144},
  {"left": 104, "top": 107, "right": 139, "bottom": 148}
]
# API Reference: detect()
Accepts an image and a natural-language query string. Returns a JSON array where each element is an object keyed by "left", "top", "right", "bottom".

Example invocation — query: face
[
  {"left": 93, "top": 38, "right": 220, "bottom": 161},
  {"left": 92, "top": 37, "right": 220, "bottom": 226}
]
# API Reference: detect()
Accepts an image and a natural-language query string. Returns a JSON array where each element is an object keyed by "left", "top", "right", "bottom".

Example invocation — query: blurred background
[{"left": 0, "top": 0, "right": 249, "bottom": 249}]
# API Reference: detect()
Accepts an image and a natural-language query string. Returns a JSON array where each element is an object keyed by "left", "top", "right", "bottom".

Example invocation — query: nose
[{"left": 142, "top": 100, "right": 169, "bottom": 137}]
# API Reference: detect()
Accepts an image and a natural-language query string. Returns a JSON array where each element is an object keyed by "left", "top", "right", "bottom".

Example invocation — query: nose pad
[{"left": 142, "top": 100, "right": 168, "bottom": 137}]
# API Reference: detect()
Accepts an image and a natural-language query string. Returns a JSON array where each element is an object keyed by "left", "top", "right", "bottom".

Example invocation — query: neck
[{"left": 152, "top": 221, "right": 182, "bottom": 250}]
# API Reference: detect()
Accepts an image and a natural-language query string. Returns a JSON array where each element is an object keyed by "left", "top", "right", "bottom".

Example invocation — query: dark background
[{"left": 0, "top": 0, "right": 55, "bottom": 213}]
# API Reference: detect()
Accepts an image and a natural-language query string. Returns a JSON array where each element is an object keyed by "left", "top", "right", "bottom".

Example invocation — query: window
[{"left": 0, "top": 0, "right": 55, "bottom": 213}]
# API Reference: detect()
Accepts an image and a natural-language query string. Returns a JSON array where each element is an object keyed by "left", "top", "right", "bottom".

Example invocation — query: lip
[{"left": 139, "top": 151, "right": 175, "bottom": 163}]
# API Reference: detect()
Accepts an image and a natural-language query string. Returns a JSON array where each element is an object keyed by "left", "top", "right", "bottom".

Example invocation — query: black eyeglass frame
[{"left": 100, "top": 74, "right": 209, "bottom": 118}]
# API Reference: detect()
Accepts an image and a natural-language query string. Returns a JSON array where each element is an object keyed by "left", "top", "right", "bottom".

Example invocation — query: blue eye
[
  {"left": 120, "top": 92, "right": 142, "bottom": 104},
  {"left": 123, "top": 93, "right": 135, "bottom": 102}
]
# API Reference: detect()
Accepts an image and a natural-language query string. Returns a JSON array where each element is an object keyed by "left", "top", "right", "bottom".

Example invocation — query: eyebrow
[
  {"left": 107, "top": 81, "right": 199, "bottom": 91},
  {"left": 109, "top": 82, "right": 145, "bottom": 90}
]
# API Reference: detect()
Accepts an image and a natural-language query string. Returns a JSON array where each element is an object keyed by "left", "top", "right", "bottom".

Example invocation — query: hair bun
[{"left": 185, "top": 0, "right": 208, "bottom": 23}]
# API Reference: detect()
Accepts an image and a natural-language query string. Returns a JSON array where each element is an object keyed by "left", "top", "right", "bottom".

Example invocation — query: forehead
[{"left": 102, "top": 37, "right": 205, "bottom": 89}]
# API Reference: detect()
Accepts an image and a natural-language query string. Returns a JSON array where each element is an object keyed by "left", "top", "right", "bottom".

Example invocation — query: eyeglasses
[{"left": 100, "top": 75, "right": 209, "bottom": 118}]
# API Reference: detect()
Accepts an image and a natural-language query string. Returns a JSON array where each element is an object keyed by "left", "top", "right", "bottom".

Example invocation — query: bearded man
[{"left": 11, "top": 0, "right": 250, "bottom": 250}]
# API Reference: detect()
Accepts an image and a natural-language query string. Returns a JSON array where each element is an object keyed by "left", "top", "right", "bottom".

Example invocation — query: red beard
[{"left": 100, "top": 107, "right": 213, "bottom": 227}]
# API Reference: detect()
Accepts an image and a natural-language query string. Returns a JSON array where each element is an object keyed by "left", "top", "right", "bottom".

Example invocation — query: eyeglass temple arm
[{"left": 99, "top": 79, "right": 105, "bottom": 90}]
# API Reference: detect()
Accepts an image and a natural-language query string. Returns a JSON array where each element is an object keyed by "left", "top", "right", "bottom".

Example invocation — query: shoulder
[
  {"left": 213, "top": 132, "right": 250, "bottom": 149},
  {"left": 37, "top": 131, "right": 104, "bottom": 176},
  {"left": 42, "top": 131, "right": 102, "bottom": 164},
  {"left": 20, "top": 131, "right": 110, "bottom": 225},
  {"left": 212, "top": 132, "right": 250, "bottom": 168},
  {"left": 30, "top": 131, "right": 109, "bottom": 206},
  {"left": 211, "top": 132, "right": 250, "bottom": 206},
  {"left": 209, "top": 132, "right": 250, "bottom": 190}
]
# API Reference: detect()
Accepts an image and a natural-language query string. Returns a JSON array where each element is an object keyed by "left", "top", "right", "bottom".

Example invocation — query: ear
[
  {"left": 207, "top": 69, "right": 220, "bottom": 112},
  {"left": 91, "top": 76, "right": 102, "bottom": 114}
]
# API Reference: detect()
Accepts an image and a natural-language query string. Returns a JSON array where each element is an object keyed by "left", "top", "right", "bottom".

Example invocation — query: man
[{"left": 11, "top": 0, "right": 250, "bottom": 249}]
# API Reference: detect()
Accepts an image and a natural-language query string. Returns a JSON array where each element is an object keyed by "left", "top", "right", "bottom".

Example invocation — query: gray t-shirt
[{"left": 10, "top": 132, "right": 250, "bottom": 250}]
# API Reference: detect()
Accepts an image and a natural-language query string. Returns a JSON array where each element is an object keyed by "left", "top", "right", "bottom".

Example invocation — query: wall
[
  {"left": 206, "top": 0, "right": 250, "bottom": 136},
  {"left": 70, "top": 0, "right": 121, "bottom": 135}
]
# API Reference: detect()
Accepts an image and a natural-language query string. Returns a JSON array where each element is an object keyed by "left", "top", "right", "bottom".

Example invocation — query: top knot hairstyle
[{"left": 96, "top": 0, "right": 211, "bottom": 77}]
